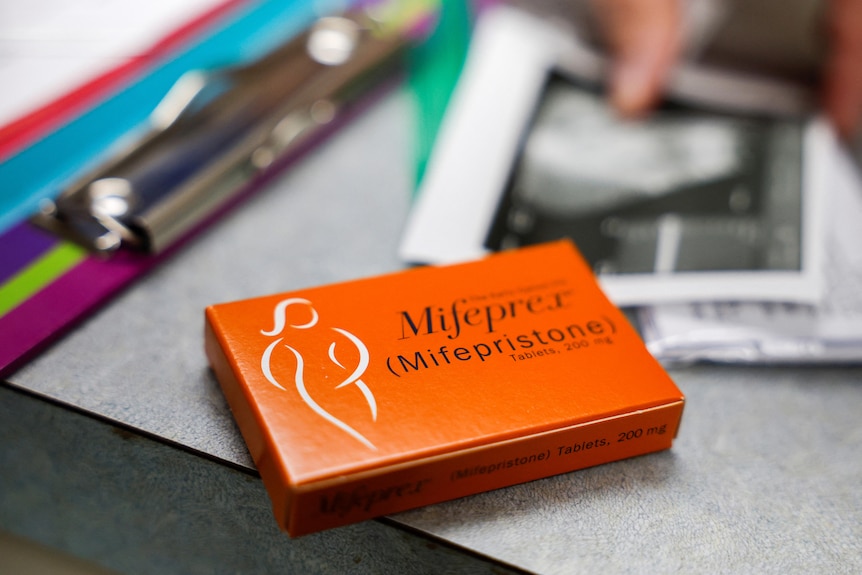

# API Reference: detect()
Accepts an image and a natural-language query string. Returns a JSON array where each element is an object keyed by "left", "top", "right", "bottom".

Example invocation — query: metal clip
[{"left": 32, "top": 4, "right": 414, "bottom": 254}]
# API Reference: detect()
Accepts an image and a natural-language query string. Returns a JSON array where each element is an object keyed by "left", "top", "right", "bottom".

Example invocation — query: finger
[
  {"left": 824, "top": 0, "right": 862, "bottom": 139},
  {"left": 593, "top": 0, "right": 682, "bottom": 117}
]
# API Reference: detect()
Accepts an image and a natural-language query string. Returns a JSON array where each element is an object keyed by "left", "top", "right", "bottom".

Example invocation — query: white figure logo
[{"left": 260, "top": 298, "right": 377, "bottom": 450}]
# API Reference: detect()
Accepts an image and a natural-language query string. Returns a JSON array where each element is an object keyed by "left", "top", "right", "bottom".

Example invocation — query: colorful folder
[{"left": 0, "top": 0, "right": 466, "bottom": 377}]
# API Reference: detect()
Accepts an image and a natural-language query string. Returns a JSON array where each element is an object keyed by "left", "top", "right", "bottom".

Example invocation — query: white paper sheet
[{"left": 0, "top": 0, "right": 222, "bottom": 130}]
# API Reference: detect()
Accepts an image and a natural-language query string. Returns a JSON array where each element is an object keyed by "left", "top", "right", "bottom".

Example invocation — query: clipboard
[{"left": 0, "top": 0, "right": 442, "bottom": 377}]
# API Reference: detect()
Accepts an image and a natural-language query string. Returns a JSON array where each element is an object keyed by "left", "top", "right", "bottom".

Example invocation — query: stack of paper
[{"left": 642, "top": 136, "right": 862, "bottom": 364}]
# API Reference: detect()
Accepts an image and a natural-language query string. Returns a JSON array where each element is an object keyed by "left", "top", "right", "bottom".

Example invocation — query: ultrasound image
[{"left": 486, "top": 75, "right": 805, "bottom": 276}]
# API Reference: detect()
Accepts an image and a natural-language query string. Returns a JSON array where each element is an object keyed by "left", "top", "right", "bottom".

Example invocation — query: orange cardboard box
[{"left": 205, "top": 240, "right": 684, "bottom": 536}]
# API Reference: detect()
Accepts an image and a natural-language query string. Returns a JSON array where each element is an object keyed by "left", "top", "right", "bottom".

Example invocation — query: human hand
[
  {"left": 591, "top": 0, "right": 680, "bottom": 118},
  {"left": 823, "top": 0, "right": 862, "bottom": 139},
  {"left": 594, "top": 0, "right": 862, "bottom": 140}
]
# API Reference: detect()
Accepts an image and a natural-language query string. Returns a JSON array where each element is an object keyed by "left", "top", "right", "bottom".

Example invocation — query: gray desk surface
[{"left": 4, "top": 91, "right": 861, "bottom": 574}]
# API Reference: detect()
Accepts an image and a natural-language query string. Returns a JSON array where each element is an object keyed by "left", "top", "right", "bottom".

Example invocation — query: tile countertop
[{"left": 4, "top": 91, "right": 862, "bottom": 575}]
